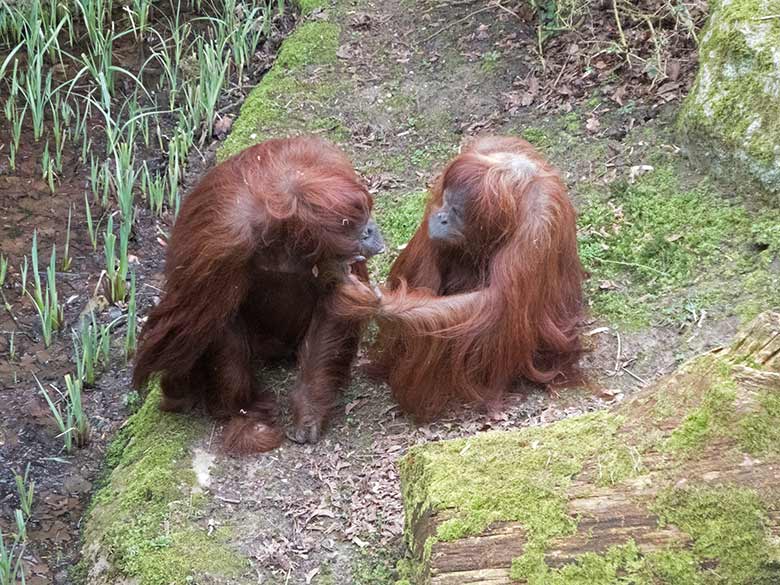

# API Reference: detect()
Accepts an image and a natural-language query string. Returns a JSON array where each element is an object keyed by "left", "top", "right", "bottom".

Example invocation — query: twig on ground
[
  {"left": 614, "top": 329, "right": 622, "bottom": 374},
  {"left": 622, "top": 367, "right": 648, "bottom": 385},
  {"left": 421, "top": 5, "right": 493, "bottom": 42}
]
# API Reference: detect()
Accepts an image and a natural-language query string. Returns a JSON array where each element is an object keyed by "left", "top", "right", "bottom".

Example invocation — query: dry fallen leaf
[{"left": 629, "top": 165, "right": 654, "bottom": 182}]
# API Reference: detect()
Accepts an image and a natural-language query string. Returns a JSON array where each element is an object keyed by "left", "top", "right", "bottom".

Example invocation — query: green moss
[
  {"left": 275, "top": 21, "right": 339, "bottom": 69},
  {"left": 400, "top": 412, "right": 637, "bottom": 577},
  {"left": 511, "top": 540, "right": 705, "bottom": 584},
  {"left": 520, "top": 127, "right": 553, "bottom": 151},
  {"left": 480, "top": 50, "right": 501, "bottom": 73},
  {"left": 677, "top": 0, "right": 780, "bottom": 195},
  {"left": 580, "top": 168, "right": 746, "bottom": 287},
  {"left": 295, "top": 0, "right": 327, "bottom": 15},
  {"left": 737, "top": 388, "right": 780, "bottom": 455},
  {"left": 80, "top": 387, "right": 246, "bottom": 584},
  {"left": 588, "top": 291, "right": 652, "bottom": 330},
  {"left": 578, "top": 165, "right": 780, "bottom": 327},
  {"left": 654, "top": 486, "right": 780, "bottom": 584},
  {"left": 219, "top": 21, "right": 341, "bottom": 159},
  {"left": 562, "top": 111, "right": 581, "bottom": 133},
  {"left": 369, "top": 190, "right": 427, "bottom": 280},
  {"left": 351, "top": 547, "right": 399, "bottom": 585},
  {"left": 665, "top": 372, "right": 737, "bottom": 453}
]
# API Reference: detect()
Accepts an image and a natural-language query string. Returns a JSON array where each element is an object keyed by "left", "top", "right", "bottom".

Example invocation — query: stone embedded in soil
[{"left": 62, "top": 473, "right": 92, "bottom": 495}]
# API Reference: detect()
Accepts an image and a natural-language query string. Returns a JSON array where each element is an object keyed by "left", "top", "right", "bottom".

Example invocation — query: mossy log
[{"left": 399, "top": 311, "right": 780, "bottom": 585}]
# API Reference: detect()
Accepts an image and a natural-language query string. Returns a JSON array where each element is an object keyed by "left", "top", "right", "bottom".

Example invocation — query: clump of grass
[
  {"left": 35, "top": 373, "right": 90, "bottom": 454},
  {"left": 14, "top": 464, "right": 35, "bottom": 520},
  {"left": 27, "top": 231, "right": 64, "bottom": 347},
  {"left": 577, "top": 167, "right": 759, "bottom": 327}
]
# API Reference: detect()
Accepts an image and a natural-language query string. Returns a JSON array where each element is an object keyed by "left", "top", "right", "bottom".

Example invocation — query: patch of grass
[
  {"left": 79, "top": 387, "right": 246, "bottom": 584},
  {"left": 370, "top": 190, "right": 427, "bottom": 280},
  {"left": 578, "top": 166, "right": 780, "bottom": 327}
]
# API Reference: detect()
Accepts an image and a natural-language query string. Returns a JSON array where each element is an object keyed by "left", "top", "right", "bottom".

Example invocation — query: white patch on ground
[
  {"left": 745, "top": 117, "right": 762, "bottom": 140},
  {"left": 192, "top": 448, "right": 216, "bottom": 489}
]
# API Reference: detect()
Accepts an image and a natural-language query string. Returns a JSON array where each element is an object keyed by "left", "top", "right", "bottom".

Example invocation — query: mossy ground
[
  {"left": 79, "top": 387, "right": 247, "bottom": 584},
  {"left": 578, "top": 165, "right": 780, "bottom": 328},
  {"left": 401, "top": 353, "right": 780, "bottom": 584},
  {"left": 218, "top": 20, "right": 342, "bottom": 160}
]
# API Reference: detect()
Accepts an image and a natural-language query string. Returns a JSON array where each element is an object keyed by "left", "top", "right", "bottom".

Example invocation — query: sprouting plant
[
  {"left": 127, "top": 0, "right": 152, "bottom": 40},
  {"left": 103, "top": 214, "right": 130, "bottom": 302},
  {"left": 13, "top": 464, "right": 34, "bottom": 519},
  {"left": 61, "top": 204, "right": 73, "bottom": 271},
  {"left": 19, "top": 256, "right": 28, "bottom": 297},
  {"left": 41, "top": 140, "right": 56, "bottom": 193},
  {"left": 28, "top": 231, "right": 63, "bottom": 346},
  {"left": 125, "top": 270, "right": 136, "bottom": 362},
  {"left": 35, "top": 374, "right": 72, "bottom": 453},
  {"left": 141, "top": 162, "right": 166, "bottom": 216},
  {"left": 74, "top": 313, "right": 99, "bottom": 385},
  {"left": 84, "top": 193, "right": 98, "bottom": 251},
  {"left": 0, "top": 524, "right": 26, "bottom": 584},
  {"left": 64, "top": 373, "right": 89, "bottom": 447},
  {"left": 0, "top": 254, "right": 7, "bottom": 286},
  {"left": 195, "top": 36, "right": 229, "bottom": 140},
  {"left": 111, "top": 141, "right": 138, "bottom": 222},
  {"left": 35, "top": 373, "right": 90, "bottom": 453}
]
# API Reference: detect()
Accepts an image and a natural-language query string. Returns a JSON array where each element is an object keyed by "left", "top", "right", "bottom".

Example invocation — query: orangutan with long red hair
[
  {"left": 336, "top": 135, "right": 585, "bottom": 419},
  {"left": 133, "top": 136, "right": 384, "bottom": 453}
]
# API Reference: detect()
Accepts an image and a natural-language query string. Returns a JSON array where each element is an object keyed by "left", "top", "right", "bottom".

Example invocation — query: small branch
[
  {"left": 1, "top": 290, "right": 37, "bottom": 342},
  {"left": 612, "top": 0, "right": 629, "bottom": 51},
  {"left": 421, "top": 5, "right": 493, "bottom": 43},
  {"left": 622, "top": 367, "right": 648, "bottom": 385}
]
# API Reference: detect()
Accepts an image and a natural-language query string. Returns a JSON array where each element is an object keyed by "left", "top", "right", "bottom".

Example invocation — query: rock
[
  {"left": 678, "top": 0, "right": 780, "bottom": 199},
  {"left": 63, "top": 473, "right": 92, "bottom": 495}
]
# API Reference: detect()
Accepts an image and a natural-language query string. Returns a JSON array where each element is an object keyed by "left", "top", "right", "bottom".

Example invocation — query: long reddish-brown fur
[
  {"left": 132, "top": 136, "right": 375, "bottom": 453},
  {"left": 334, "top": 135, "right": 585, "bottom": 419}
]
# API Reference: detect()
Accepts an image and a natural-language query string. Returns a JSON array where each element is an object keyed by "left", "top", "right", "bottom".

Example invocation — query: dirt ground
[{"left": 2, "top": 0, "right": 763, "bottom": 583}]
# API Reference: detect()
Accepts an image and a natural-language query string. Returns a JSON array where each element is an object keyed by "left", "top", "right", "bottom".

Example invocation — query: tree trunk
[{"left": 399, "top": 312, "right": 780, "bottom": 585}]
